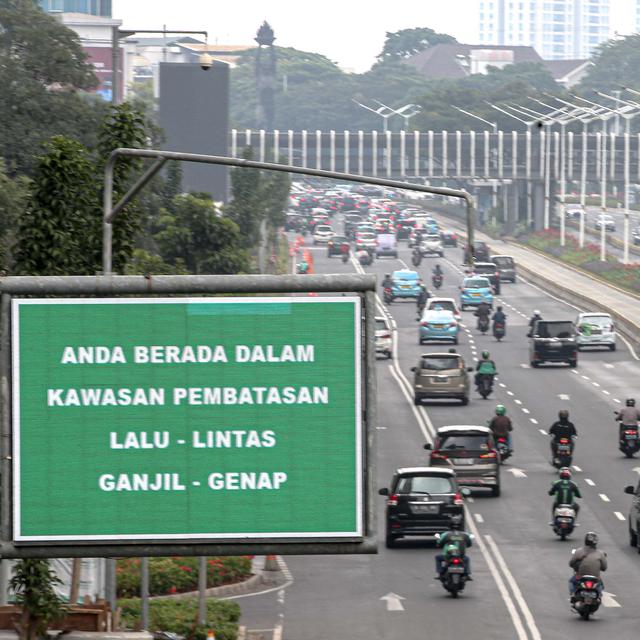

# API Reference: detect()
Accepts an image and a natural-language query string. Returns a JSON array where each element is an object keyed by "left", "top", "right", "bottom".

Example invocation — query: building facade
[
  {"left": 38, "top": 0, "right": 111, "bottom": 17},
  {"left": 478, "top": 0, "right": 610, "bottom": 60}
]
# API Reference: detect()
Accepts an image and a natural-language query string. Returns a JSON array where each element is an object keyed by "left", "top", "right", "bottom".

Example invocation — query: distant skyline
[{"left": 112, "top": 0, "right": 636, "bottom": 72}]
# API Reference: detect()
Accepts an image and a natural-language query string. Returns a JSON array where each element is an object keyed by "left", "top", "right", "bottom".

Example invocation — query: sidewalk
[{"left": 432, "top": 211, "right": 640, "bottom": 349}]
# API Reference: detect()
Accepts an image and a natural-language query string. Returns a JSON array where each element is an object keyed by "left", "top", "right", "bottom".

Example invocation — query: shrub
[
  {"left": 116, "top": 557, "right": 253, "bottom": 598},
  {"left": 118, "top": 596, "right": 240, "bottom": 640}
]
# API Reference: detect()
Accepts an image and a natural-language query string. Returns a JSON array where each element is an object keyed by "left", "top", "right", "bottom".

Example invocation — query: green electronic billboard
[{"left": 12, "top": 297, "right": 362, "bottom": 542}]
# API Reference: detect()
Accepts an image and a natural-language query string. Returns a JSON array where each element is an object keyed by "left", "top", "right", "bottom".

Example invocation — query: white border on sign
[{"left": 12, "top": 297, "right": 363, "bottom": 542}]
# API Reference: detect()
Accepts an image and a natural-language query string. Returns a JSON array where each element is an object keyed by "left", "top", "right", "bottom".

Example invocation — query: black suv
[
  {"left": 327, "top": 235, "right": 349, "bottom": 257},
  {"left": 624, "top": 481, "right": 640, "bottom": 550},
  {"left": 463, "top": 241, "right": 490, "bottom": 263},
  {"left": 529, "top": 320, "right": 578, "bottom": 368},
  {"left": 472, "top": 262, "right": 501, "bottom": 295},
  {"left": 379, "top": 467, "right": 465, "bottom": 548}
]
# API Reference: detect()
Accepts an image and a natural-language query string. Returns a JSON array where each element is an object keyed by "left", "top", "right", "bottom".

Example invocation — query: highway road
[{"left": 236, "top": 216, "right": 640, "bottom": 639}]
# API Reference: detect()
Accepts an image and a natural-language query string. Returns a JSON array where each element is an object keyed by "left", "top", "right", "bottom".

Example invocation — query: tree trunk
[{"left": 69, "top": 559, "right": 82, "bottom": 605}]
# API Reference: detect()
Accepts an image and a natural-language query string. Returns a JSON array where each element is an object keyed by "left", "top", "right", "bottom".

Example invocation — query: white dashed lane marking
[
  {"left": 572, "top": 465, "right": 582, "bottom": 472},
  {"left": 599, "top": 494, "right": 610, "bottom": 502},
  {"left": 538, "top": 429, "right": 547, "bottom": 435},
  {"left": 585, "top": 479, "right": 595, "bottom": 486},
  {"left": 530, "top": 418, "right": 538, "bottom": 424},
  {"left": 614, "top": 512, "right": 626, "bottom": 521},
  {"left": 474, "top": 513, "right": 484, "bottom": 523}
]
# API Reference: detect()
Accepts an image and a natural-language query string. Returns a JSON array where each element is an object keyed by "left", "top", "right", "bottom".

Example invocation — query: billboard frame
[{"left": 0, "top": 273, "right": 376, "bottom": 558}]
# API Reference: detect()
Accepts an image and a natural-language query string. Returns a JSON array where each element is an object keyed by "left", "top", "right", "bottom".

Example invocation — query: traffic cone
[
  {"left": 263, "top": 555, "right": 279, "bottom": 571},
  {"left": 207, "top": 630, "right": 216, "bottom": 640}
]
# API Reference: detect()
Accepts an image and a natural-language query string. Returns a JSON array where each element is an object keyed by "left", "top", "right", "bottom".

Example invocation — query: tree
[
  {"left": 10, "top": 559, "right": 66, "bottom": 640},
  {"left": 579, "top": 34, "right": 640, "bottom": 94},
  {"left": 0, "top": 0, "right": 104, "bottom": 175},
  {"left": 162, "top": 161, "right": 183, "bottom": 214},
  {"left": 154, "top": 193, "right": 250, "bottom": 274},
  {"left": 13, "top": 136, "right": 96, "bottom": 275},
  {"left": 262, "top": 162, "right": 291, "bottom": 229},
  {"left": 377, "top": 27, "right": 457, "bottom": 62},
  {"left": 0, "top": 159, "right": 30, "bottom": 270}
]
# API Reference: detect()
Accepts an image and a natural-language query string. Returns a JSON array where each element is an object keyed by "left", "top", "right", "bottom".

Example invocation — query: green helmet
[
  {"left": 495, "top": 404, "right": 506, "bottom": 416},
  {"left": 481, "top": 350, "right": 490, "bottom": 359}
]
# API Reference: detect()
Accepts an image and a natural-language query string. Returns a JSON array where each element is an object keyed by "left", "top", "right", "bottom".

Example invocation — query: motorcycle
[
  {"left": 477, "top": 316, "right": 490, "bottom": 334},
  {"left": 411, "top": 250, "right": 422, "bottom": 267},
  {"left": 296, "top": 262, "right": 309, "bottom": 275},
  {"left": 496, "top": 436, "right": 511, "bottom": 463},
  {"left": 432, "top": 273, "right": 443, "bottom": 289},
  {"left": 437, "top": 551, "right": 470, "bottom": 598},
  {"left": 551, "top": 503, "right": 576, "bottom": 540},
  {"left": 552, "top": 436, "right": 574, "bottom": 468},
  {"left": 493, "top": 321, "right": 506, "bottom": 342},
  {"left": 572, "top": 575, "right": 602, "bottom": 620},
  {"left": 476, "top": 374, "right": 494, "bottom": 399},
  {"left": 341, "top": 251, "right": 350, "bottom": 264},
  {"left": 620, "top": 426, "right": 640, "bottom": 458},
  {"left": 358, "top": 251, "right": 372, "bottom": 266},
  {"left": 383, "top": 287, "right": 393, "bottom": 304}
]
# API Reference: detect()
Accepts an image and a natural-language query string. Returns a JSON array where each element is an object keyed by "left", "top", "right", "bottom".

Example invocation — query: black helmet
[
  {"left": 627, "top": 398, "right": 636, "bottom": 407},
  {"left": 558, "top": 409, "right": 569, "bottom": 420},
  {"left": 584, "top": 532, "right": 599, "bottom": 548},
  {"left": 497, "top": 305, "right": 503, "bottom": 312},
  {"left": 450, "top": 514, "right": 464, "bottom": 530}
]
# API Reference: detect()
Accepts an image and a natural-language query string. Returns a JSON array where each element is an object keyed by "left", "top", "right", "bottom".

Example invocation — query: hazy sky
[{"left": 112, "top": 0, "right": 636, "bottom": 72}]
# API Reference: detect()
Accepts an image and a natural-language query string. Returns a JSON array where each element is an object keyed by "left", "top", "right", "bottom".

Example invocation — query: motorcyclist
[
  {"left": 412, "top": 244, "right": 423, "bottom": 266},
  {"left": 340, "top": 241, "right": 350, "bottom": 261},
  {"left": 416, "top": 283, "right": 429, "bottom": 314},
  {"left": 492, "top": 305, "right": 507, "bottom": 327},
  {"left": 475, "top": 350, "right": 497, "bottom": 387},
  {"left": 474, "top": 300, "right": 491, "bottom": 331},
  {"left": 382, "top": 273, "right": 393, "bottom": 291},
  {"left": 549, "top": 466, "right": 581, "bottom": 521},
  {"left": 296, "top": 260, "right": 309, "bottom": 274},
  {"left": 433, "top": 264, "right": 444, "bottom": 277},
  {"left": 569, "top": 532, "right": 607, "bottom": 597},
  {"left": 527, "top": 310, "right": 543, "bottom": 337},
  {"left": 615, "top": 398, "right": 640, "bottom": 442},
  {"left": 435, "top": 514, "right": 473, "bottom": 580},
  {"left": 488, "top": 404, "right": 513, "bottom": 452},
  {"left": 549, "top": 409, "right": 577, "bottom": 461}
]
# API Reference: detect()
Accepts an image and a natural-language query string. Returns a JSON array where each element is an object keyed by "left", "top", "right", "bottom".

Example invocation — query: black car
[
  {"left": 529, "top": 320, "right": 578, "bottom": 368},
  {"left": 395, "top": 218, "right": 416, "bottom": 240},
  {"left": 344, "top": 212, "right": 365, "bottom": 239},
  {"left": 327, "top": 235, "right": 349, "bottom": 257},
  {"left": 624, "top": 481, "right": 640, "bottom": 550},
  {"left": 441, "top": 230, "right": 458, "bottom": 247},
  {"left": 463, "top": 241, "right": 490, "bottom": 263},
  {"left": 472, "top": 262, "right": 501, "bottom": 295},
  {"left": 379, "top": 467, "right": 465, "bottom": 548}
]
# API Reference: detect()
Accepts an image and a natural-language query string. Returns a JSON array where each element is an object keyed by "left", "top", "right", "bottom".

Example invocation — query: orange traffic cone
[{"left": 207, "top": 631, "right": 216, "bottom": 640}]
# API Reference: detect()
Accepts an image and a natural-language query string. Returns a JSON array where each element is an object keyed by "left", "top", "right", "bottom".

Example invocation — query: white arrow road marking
[
  {"left": 558, "top": 394, "right": 570, "bottom": 400},
  {"left": 380, "top": 593, "right": 405, "bottom": 611},
  {"left": 507, "top": 468, "right": 528, "bottom": 478},
  {"left": 602, "top": 591, "right": 622, "bottom": 608}
]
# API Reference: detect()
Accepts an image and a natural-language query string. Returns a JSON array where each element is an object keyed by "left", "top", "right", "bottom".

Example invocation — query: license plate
[
  {"left": 454, "top": 458, "right": 474, "bottom": 465},
  {"left": 401, "top": 285, "right": 410, "bottom": 289},
  {"left": 557, "top": 446, "right": 570, "bottom": 453},
  {"left": 431, "top": 324, "right": 445, "bottom": 329},
  {"left": 411, "top": 504, "right": 439, "bottom": 515},
  {"left": 471, "top": 293, "right": 481, "bottom": 297},
  {"left": 435, "top": 376, "right": 449, "bottom": 383},
  {"left": 581, "top": 591, "right": 597, "bottom": 598},
  {"left": 547, "top": 343, "right": 561, "bottom": 349},
  {"left": 447, "top": 566, "right": 465, "bottom": 574},
  {"left": 626, "top": 434, "right": 638, "bottom": 439}
]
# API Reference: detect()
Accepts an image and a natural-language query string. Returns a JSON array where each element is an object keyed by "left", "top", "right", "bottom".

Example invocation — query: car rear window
[
  {"left": 316, "top": 225, "right": 332, "bottom": 232},
  {"left": 536, "top": 322, "right": 574, "bottom": 338},
  {"left": 437, "top": 434, "right": 490, "bottom": 451},
  {"left": 464, "top": 278, "right": 490, "bottom": 288},
  {"left": 429, "top": 301, "right": 455, "bottom": 313},
  {"left": 580, "top": 316, "right": 611, "bottom": 328},
  {"left": 376, "top": 319, "right": 388, "bottom": 331},
  {"left": 395, "top": 476, "right": 454, "bottom": 494},
  {"left": 421, "top": 356, "right": 460, "bottom": 371},
  {"left": 474, "top": 264, "right": 495, "bottom": 272},
  {"left": 492, "top": 256, "right": 514, "bottom": 267},
  {"left": 424, "top": 235, "right": 441, "bottom": 241}
]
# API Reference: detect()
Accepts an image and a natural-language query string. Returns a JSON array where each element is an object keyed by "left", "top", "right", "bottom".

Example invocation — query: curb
[{"left": 149, "top": 573, "right": 266, "bottom": 601}]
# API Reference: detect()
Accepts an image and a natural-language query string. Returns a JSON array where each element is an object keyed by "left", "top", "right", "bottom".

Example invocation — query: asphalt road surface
[{"left": 236, "top": 216, "right": 640, "bottom": 639}]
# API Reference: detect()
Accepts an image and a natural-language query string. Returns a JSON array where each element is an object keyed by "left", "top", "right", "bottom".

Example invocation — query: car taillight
[
  {"left": 387, "top": 494, "right": 398, "bottom": 506},
  {"left": 498, "top": 437, "right": 506, "bottom": 443},
  {"left": 453, "top": 492, "right": 464, "bottom": 506},
  {"left": 625, "top": 429, "right": 637, "bottom": 435},
  {"left": 431, "top": 452, "right": 448, "bottom": 460},
  {"left": 584, "top": 581, "right": 594, "bottom": 589},
  {"left": 421, "top": 322, "right": 429, "bottom": 327},
  {"left": 480, "top": 451, "right": 497, "bottom": 459},
  {"left": 559, "top": 438, "right": 569, "bottom": 444}
]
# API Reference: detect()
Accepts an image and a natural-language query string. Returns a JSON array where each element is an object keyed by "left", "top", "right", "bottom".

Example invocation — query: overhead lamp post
[
  {"left": 374, "top": 101, "right": 422, "bottom": 131},
  {"left": 111, "top": 27, "right": 209, "bottom": 104},
  {"left": 352, "top": 99, "right": 395, "bottom": 133}
]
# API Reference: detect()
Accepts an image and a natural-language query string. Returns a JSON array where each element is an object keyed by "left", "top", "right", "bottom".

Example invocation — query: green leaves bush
[{"left": 118, "top": 596, "right": 240, "bottom": 640}]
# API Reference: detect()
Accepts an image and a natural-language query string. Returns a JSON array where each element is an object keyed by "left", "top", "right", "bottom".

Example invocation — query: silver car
[
  {"left": 375, "top": 316, "right": 392, "bottom": 359},
  {"left": 575, "top": 312, "right": 616, "bottom": 351}
]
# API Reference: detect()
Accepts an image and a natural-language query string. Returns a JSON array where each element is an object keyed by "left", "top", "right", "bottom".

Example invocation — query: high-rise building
[
  {"left": 38, "top": 0, "right": 111, "bottom": 17},
  {"left": 478, "top": 0, "right": 610, "bottom": 60}
]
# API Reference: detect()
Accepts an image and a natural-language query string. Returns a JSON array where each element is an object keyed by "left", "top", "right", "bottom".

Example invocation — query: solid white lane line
[
  {"left": 614, "top": 511, "right": 626, "bottom": 521},
  {"left": 585, "top": 479, "right": 595, "bottom": 486},
  {"left": 485, "top": 535, "right": 542, "bottom": 640},
  {"left": 530, "top": 418, "right": 538, "bottom": 424},
  {"left": 387, "top": 365, "right": 432, "bottom": 442},
  {"left": 474, "top": 513, "right": 484, "bottom": 524},
  {"left": 464, "top": 512, "right": 529, "bottom": 640},
  {"left": 599, "top": 494, "right": 610, "bottom": 502}
]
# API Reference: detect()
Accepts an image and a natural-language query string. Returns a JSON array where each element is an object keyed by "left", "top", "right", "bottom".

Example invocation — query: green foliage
[
  {"left": 0, "top": 0, "right": 104, "bottom": 175},
  {"left": 116, "top": 557, "right": 253, "bottom": 598},
  {"left": 10, "top": 559, "right": 67, "bottom": 640},
  {"left": 163, "top": 162, "right": 183, "bottom": 213},
  {"left": 123, "top": 249, "right": 189, "bottom": 275},
  {"left": 155, "top": 193, "right": 250, "bottom": 274},
  {"left": 0, "top": 159, "right": 30, "bottom": 269},
  {"left": 13, "top": 136, "right": 96, "bottom": 275},
  {"left": 118, "top": 596, "right": 240, "bottom": 640},
  {"left": 579, "top": 34, "right": 640, "bottom": 94},
  {"left": 377, "top": 27, "right": 457, "bottom": 61}
]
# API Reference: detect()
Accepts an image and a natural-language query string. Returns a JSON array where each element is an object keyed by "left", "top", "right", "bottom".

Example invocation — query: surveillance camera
[{"left": 199, "top": 53, "right": 213, "bottom": 71}]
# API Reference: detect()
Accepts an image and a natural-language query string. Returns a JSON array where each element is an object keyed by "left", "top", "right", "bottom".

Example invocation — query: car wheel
[
  {"left": 530, "top": 361, "right": 539, "bottom": 368},
  {"left": 385, "top": 533, "right": 398, "bottom": 548},
  {"left": 386, "top": 351, "right": 392, "bottom": 359},
  {"left": 491, "top": 483, "right": 501, "bottom": 497},
  {"left": 453, "top": 337, "right": 459, "bottom": 345},
  {"left": 610, "top": 343, "right": 616, "bottom": 352},
  {"left": 418, "top": 338, "right": 424, "bottom": 345},
  {"left": 460, "top": 396, "right": 469, "bottom": 406},
  {"left": 569, "top": 359, "right": 577, "bottom": 368},
  {"left": 414, "top": 395, "right": 421, "bottom": 406}
]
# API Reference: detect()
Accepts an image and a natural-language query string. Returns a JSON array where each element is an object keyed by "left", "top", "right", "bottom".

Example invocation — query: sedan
[
  {"left": 441, "top": 230, "right": 458, "bottom": 247},
  {"left": 594, "top": 215, "right": 616, "bottom": 232},
  {"left": 312, "top": 225, "right": 334, "bottom": 244},
  {"left": 419, "top": 309, "right": 459, "bottom": 345},
  {"left": 632, "top": 226, "right": 640, "bottom": 245},
  {"left": 326, "top": 236, "right": 349, "bottom": 257},
  {"left": 419, "top": 234, "right": 445, "bottom": 257},
  {"left": 459, "top": 276, "right": 493, "bottom": 310}
]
